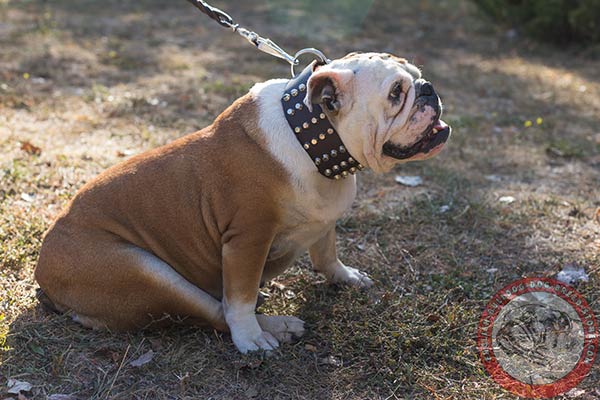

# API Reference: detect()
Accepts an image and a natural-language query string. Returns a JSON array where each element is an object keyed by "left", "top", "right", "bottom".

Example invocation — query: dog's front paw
[
  {"left": 226, "top": 311, "right": 280, "bottom": 353},
  {"left": 231, "top": 329, "right": 279, "bottom": 354},
  {"left": 256, "top": 315, "right": 306, "bottom": 343},
  {"left": 330, "top": 265, "right": 374, "bottom": 288}
]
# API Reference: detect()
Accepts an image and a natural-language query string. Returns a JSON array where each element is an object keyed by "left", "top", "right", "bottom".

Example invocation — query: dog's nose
[{"left": 415, "top": 79, "right": 435, "bottom": 97}]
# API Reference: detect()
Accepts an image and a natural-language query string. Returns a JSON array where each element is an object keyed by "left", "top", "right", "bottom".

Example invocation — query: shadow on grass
[
  {"left": 1, "top": 0, "right": 599, "bottom": 398},
  {"left": 3, "top": 173, "right": 596, "bottom": 399}
]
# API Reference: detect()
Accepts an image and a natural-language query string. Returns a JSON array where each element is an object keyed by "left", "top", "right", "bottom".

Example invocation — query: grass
[{"left": 1, "top": 0, "right": 599, "bottom": 398}]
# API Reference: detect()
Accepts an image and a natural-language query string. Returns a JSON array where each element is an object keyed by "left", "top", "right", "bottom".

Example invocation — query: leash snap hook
[{"left": 291, "top": 48, "right": 330, "bottom": 77}]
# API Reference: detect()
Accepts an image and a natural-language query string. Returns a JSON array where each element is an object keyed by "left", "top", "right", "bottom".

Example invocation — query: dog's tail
[{"left": 36, "top": 288, "right": 62, "bottom": 314}]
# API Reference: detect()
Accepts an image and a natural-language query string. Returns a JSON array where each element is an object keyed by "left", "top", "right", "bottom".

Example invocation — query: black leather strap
[{"left": 281, "top": 63, "right": 364, "bottom": 180}]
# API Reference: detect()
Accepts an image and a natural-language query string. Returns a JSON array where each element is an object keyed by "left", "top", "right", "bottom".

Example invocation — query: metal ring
[{"left": 291, "top": 48, "right": 330, "bottom": 77}]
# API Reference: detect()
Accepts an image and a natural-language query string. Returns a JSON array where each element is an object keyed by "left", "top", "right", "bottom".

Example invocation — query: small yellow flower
[
  {"left": 536, "top": 117, "right": 543, "bottom": 125},
  {"left": 108, "top": 50, "right": 117, "bottom": 58},
  {"left": 524, "top": 120, "right": 533, "bottom": 128},
  {"left": 23, "top": 72, "right": 30, "bottom": 79}
]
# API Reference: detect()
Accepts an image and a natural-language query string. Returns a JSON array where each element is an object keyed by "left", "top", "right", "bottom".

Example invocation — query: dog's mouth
[{"left": 382, "top": 119, "right": 451, "bottom": 160}]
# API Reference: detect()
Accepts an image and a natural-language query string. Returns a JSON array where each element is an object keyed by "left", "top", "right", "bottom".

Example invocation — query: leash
[
  {"left": 187, "top": 0, "right": 363, "bottom": 179},
  {"left": 185, "top": 0, "right": 329, "bottom": 76}
]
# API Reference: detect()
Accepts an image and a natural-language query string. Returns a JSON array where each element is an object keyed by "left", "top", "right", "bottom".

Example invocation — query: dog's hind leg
[{"left": 35, "top": 231, "right": 228, "bottom": 332}]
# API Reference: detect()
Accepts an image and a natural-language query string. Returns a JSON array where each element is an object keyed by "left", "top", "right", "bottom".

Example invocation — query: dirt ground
[{"left": 1, "top": 0, "right": 599, "bottom": 399}]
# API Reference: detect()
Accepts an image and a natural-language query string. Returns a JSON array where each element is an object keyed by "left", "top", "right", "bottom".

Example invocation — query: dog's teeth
[{"left": 432, "top": 128, "right": 439, "bottom": 134}]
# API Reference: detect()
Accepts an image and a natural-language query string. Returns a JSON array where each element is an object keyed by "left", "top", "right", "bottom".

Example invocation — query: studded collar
[{"left": 281, "top": 64, "right": 364, "bottom": 180}]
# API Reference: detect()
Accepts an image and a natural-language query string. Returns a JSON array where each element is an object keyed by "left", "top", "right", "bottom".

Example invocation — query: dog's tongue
[{"left": 433, "top": 120, "right": 448, "bottom": 132}]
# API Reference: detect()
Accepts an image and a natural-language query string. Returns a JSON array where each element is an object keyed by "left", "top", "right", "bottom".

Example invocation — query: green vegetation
[{"left": 474, "top": 0, "right": 600, "bottom": 44}]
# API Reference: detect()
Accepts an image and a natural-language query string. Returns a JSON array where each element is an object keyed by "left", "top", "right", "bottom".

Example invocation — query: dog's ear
[{"left": 304, "top": 67, "right": 354, "bottom": 114}]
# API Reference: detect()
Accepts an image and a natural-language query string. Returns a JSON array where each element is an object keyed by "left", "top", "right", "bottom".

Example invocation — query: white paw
[
  {"left": 232, "top": 329, "right": 280, "bottom": 354},
  {"left": 225, "top": 306, "right": 280, "bottom": 354},
  {"left": 330, "top": 266, "right": 374, "bottom": 288},
  {"left": 256, "top": 315, "right": 306, "bottom": 343}
]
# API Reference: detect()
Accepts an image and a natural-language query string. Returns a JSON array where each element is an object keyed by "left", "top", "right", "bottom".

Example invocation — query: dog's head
[{"left": 304, "top": 52, "right": 451, "bottom": 173}]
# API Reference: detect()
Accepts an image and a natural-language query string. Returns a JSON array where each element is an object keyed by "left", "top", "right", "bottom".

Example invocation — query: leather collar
[{"left": 281, "top": 63, "right": 364, "bottom": 180}]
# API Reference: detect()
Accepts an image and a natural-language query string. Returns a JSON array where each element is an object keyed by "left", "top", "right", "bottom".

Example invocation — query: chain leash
[{"left": 185, "top": 0, "right": 329, "bottom": 76}]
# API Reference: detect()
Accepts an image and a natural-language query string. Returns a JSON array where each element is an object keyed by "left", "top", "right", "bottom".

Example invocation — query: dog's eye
[{"left": 389, "top": 82, "right": 403, "bottom": 103}]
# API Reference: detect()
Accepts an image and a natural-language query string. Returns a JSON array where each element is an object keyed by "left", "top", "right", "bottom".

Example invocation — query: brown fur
[{"left": 35, "top": 94, "right": 293, "bottom": 332}]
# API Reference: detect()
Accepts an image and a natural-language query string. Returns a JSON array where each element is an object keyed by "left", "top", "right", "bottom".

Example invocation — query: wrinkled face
[{"left": 304, "top": 52, "right": 451, "bottom": 173}]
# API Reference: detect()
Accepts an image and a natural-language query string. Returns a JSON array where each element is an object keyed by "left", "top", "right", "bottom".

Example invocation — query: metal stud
[
  {"left": 294, "top": 127, "right": 301, "bottom": 134},
  {"left": 295, "top": 103, "right": 303, "bottom": 110},
  {"left": 348, "top": 157, "right": 355, "bottom": 164},
  {"left": 342, "top": 171, "right": 349, "bottom": 178},
  {"left": 291, "top": 89, "right": 299, "bottom": 97},
  {"left": 349, "top": 167, "right": 357, "bottom": 174},
  {"left": 303, "top": 143, "right": 310, "bottom": 150},
  {"left": 330, "top": 150, "right": 338, "bottom": 158},
  {"left": 319, "top": 133, "right": 325, "bottom": 140},
  {"left": 303, "top": 122, "right": 310, "bottom": 129},
  {"left": 283, "top": 94, "right": 291, "bottom": 102},
  {"left": 332, "top": 165, "right": 340, "bottom": 172},
  {"left": 325, "top": 169, "right": 332, "bottom": 176},
  {"left": 320, "top": 113, "right": 326, "bottom": 119},
  {"left": 315, "top": 157, "right": 321, "bottom": 166},
  {"left": 327, "top": 128, "right": 334, "bottom": 134},
  {"left": 287, "top": 109, "right": 295, "bottom": 116},
  {"left": 339, "top": 146, "right": 346, "bottom": 153},
  {"left": 357, "top": 164, "right": 365, "bottom": 170},
  {"left": 311, "top": 117, "right": 318, "bottom": 124},
  {"left": 299, "top": 84, "right": 306, "bottom": 92},
  {"left": 322, "top": 154, "right": 330, "bottom": 162},
  {"left": 334, "top": 174, "right": 341, "bottom": 180},
  {"left": 340, "top": 161, "right": 348, "bottom": 168},
  {"left": 311, "top": 139, "right": 318, "bottom": 145}
]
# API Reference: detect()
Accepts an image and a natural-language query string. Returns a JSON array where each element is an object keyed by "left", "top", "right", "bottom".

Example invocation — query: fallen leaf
[
  {"left": 426, "top": 314, "right": 441, "bottom": 323},
  {"left": 556, "top": 263, "right": 589, "bottom": 285},
  {"left": 484, "top": 174, "right": 502, "bottom": 182},
  {"left": 116, "top": 149, "right": 135, "bottom": 158},
  {"left": 566, "top": 388, "right": 586, "bottom": 398},
  {"left": 498, "top": 196, "right": 515, "bottom": 204},
  {"left": 20, "top": 193, "right": 34, "bottom": 202},
  {"left": 7, "top": 379, "right": 32, "bottom": 394},
  {"left": 304, "top": 344, "right": 317, "bottom": 352},
  {"left": 245, "top": 385, "right": 259, "bottom": 398},
  {"left": 595, "top": 207, "right": 600, "bottom": 224},
  {"left": 48, "top": 395, "right": 78, "bottom": 400},
  {"left": 18, "top": 393, "right": 29, "bottom": 400},
  {"left": 395, "top": 175, "right": 423, "bottom": 187},
  {"left": 269, "top": 281, "right": 286, "bottom": 291},
  {"left": 319, "top": 355, "right": 343, "bottom": 367},
  {"left": 546, "top": 146, "right": 564, "bottom": 158},
  {"left": 20, "top": 141, "right": 42, "bottom": 156},
  {"left": 129, "top": 350, "right": 154, "bottom": 367}
]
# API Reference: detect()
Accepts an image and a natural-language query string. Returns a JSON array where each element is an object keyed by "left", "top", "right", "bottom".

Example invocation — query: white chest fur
[{"left": 251, "top": 79, "right": 357, "bottom": 225}]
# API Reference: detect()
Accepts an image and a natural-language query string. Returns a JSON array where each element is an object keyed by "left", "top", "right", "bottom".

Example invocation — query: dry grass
[{"left": 1, "top": 0, "right": 599, "bottom": 399}]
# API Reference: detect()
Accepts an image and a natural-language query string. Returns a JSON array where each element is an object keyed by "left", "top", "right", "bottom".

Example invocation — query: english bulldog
[{"left": 35, "top": 52, "right": 450, "bottom": 353}]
